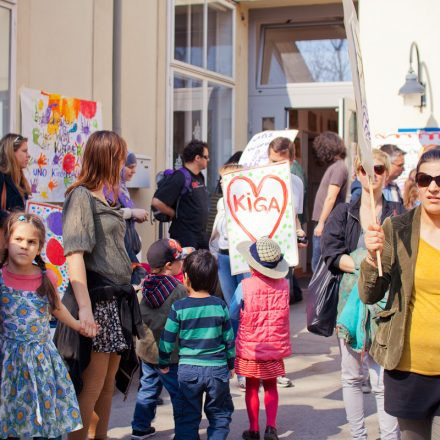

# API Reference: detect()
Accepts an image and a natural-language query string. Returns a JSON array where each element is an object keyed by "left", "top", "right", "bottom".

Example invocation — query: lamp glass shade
[{"left": 403, "top": 93, "right": 422, "bottom": 107}]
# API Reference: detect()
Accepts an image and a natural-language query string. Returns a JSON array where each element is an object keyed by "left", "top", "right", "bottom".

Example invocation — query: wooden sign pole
[{"left": 368, "top": 177, "right": 383, "bottom": 276}]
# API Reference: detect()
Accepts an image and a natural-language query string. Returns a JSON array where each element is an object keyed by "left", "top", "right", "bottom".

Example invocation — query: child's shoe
[
  {"left": 264, "top": 426, "right": 279, "bottom": 440},
  {"left": 276, "top": 375, "right": 293, "bottom": 387},
  {"left": 242, "top": 430, "right": 260, "bottom": 439}
]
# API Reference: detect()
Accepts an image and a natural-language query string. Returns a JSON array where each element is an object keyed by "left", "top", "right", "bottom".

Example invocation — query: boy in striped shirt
[{"left": 159, "top": 250, "right": 235, "bottom": 440}]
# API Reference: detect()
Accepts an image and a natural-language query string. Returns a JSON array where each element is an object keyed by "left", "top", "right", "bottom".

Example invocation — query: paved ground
[{"left": 107, "top": 281, "right": 381, "bottom": 440}]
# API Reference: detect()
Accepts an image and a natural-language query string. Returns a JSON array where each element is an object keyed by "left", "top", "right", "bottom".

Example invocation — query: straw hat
[{"left": 237, "top": 237, "right": 288, "bottom": 279}]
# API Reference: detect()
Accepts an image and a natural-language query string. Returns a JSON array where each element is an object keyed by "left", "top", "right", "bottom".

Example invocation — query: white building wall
[
  {"left": 16, "top": 0, "right": 113, "bottom": 128},
  {"left": 360, "top": 0, "right": 440, "bottom": 135}
]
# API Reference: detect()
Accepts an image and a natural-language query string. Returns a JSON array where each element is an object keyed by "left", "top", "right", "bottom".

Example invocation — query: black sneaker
[
  {"left": 131, "top": 427, "right": 156, "bottom": 439},
  {"left": 242, "top": 430, "right": 260, "bottom": 440},
  {"left": 264, "top": 426, "right": 279, "bottom": 440}
]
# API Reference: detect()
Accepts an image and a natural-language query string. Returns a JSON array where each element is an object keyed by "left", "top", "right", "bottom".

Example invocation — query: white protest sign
[
  {"left": 222, "top": 162, "right": 298, "bottom": 275},
  {"left": 239, "top": 129, "right": 298, "bottom": 168},
  {"left": 342, "top": 0, "right": 374, "bottom": 177}
]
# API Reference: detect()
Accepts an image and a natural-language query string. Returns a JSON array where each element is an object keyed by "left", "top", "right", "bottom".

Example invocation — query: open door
[{"left": 338, "top": 97, "right": 357, "bottom": 201}]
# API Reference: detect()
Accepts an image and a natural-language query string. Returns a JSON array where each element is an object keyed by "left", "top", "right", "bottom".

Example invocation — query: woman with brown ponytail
[
  {"left": 0, "top": 213, "right": 83, "bottom": 438},
  {"left": 0, "top": 133, "right": 31, "bottom": 213},
  {"left": 54, "top": 130, "right": 144, "bottom": 440}
]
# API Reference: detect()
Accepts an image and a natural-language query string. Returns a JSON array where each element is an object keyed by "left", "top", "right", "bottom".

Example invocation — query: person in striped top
[{"left": 159, "top": 249, "right": 235, "bottom": 440}]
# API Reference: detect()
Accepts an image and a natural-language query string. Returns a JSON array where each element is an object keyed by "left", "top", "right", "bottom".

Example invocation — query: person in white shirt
[
  {"left": 267, "top": 136, "right": 306, "bottom": 389},
  {"left": 209, "top": 163, "right": 250, "bottom": 308},
  {"left": 210, "top": 162, "right": 250, "bottom": 391},
  {"left": 267, "top": 137, "right": 306, "bottom": 241}
]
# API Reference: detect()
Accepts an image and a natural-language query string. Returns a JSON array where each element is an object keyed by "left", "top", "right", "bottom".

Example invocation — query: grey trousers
[{"left": 339, "top": 339, "right": 400, "bottom": 440}]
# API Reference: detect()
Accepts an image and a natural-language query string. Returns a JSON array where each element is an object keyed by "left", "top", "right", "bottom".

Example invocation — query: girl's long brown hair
[
  {"left": 1, "top": 212, "right": 59, "bottom": 309},
  {"left": 66, "top": 130, "right": 127, "bottom": 195},
  {"left": 0, "top": 133, "right": 31, "bottom": 197}
]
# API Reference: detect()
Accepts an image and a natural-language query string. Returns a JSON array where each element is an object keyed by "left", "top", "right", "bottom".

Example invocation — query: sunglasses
[
  {"left": 359, "top": 165, "right": 386, "bottom": 176},
  {"left": 415, "top": 172, "right": 440, "bottom": 188},
  {"left": 13, "top": 135, "right": 24, "bottom": 145}
]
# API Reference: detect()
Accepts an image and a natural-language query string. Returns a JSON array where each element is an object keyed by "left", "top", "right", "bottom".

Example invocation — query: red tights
[{"left": 245, "top": 377, "right": 278, "bottom": 431}]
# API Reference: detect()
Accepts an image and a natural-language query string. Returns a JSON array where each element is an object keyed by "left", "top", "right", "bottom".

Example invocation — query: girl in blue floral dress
[{"left": 0, "top": 213, "right": 83, "bottom": 439}]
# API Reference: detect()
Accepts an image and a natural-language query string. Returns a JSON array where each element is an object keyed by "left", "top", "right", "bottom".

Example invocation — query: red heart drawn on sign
[{"left": 226, "top": 174, "right": 288, "bottom": 241}]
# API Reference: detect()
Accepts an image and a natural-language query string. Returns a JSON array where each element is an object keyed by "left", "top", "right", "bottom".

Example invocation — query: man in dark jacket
[{"left": 151, "top": 140, "right": 210, "bottom": 249}]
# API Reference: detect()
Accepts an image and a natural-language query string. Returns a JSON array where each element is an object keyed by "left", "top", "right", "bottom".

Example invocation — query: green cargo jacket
[
  {"left": 358, "top": 206, "right": 421, "bottom": 370},
  {"left": 136, "top": 283, "right": 187, "bottom": 365}
]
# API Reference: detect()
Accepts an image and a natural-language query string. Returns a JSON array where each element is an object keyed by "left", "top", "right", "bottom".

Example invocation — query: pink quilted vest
[{"left": 236, "top": 272, "right": 291, "bottom": 360}]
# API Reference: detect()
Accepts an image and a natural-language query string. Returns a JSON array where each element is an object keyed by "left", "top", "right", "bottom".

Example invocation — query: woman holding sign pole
[
  {"left": 360, "top": 148, "right": 440, "bottom": 439},
  {"left": 322, "top": 149, "right": 403, "bottom": 439}
]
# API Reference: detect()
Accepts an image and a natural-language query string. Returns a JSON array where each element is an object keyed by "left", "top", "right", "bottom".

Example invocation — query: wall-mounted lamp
[{"left": 398, "top": 42, "right": 426, "bottom": 108}]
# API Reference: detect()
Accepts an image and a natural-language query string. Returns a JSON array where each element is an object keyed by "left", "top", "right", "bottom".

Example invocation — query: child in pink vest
[{"left": 230, "top": 237, "right": 291, "bottom": 440}]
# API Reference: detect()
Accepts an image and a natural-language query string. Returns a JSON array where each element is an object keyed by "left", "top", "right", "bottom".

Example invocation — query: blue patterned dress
[{"left": 0, "top": 274, "right": 82, "bottom": 438}]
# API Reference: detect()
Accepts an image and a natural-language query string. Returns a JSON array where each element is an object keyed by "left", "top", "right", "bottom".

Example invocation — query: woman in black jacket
[
  {"left": 321, "top": 149, "right": 404, "bottom": 439},
  {"left": 0, "top": 133, "right": 31, "bottom": 212}
]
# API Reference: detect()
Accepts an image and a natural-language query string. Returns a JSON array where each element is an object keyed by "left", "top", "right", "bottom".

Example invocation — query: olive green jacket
[
  {"left": 136, "top": 283, "right": 187, "bottom": 365},
  {"left": 358, "top": 206, "right": 421, "bottom": 370}
]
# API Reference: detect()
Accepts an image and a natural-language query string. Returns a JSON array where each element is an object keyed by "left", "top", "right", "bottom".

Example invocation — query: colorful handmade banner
[
  {"left": 222, "top": 162, "right": 298, "bottom": 275},
  {"left": 21, "top": 87, "right": 102, "bottom": 202},
  {"left": 373, "top": 130, "right": 440, "bottom": 188},
  {"left": 26, "top": 201, "right": 68, "bottom": 294},
  {"left": 239, "top": 129, "right": 298, "bottom": 168},
  {"left": 342, "top": 0, "right": 374, "bottom": 177}
]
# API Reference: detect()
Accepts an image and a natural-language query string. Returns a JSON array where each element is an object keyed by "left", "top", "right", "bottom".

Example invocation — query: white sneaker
[
  {"left": 361, "top": 379, "right": 372, "bottom": 394},
  {"left": 237, "top": 375, "right": 246, "bottom": 391},
  {"left": 277, "top": 376, "right": 293, "bottom": 388}
]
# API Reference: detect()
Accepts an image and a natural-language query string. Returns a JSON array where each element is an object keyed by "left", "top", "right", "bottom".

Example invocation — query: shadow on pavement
[{"left": 286, "top": 354, "right": 339, "bottom": 382}]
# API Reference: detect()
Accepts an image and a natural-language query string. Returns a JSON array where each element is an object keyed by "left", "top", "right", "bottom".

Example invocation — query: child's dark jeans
[{"left": 174, "top": 364, "right": 234, "bottom": 440}]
